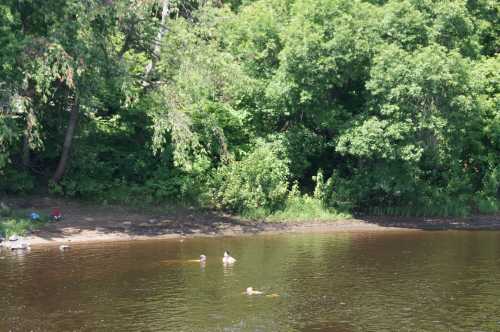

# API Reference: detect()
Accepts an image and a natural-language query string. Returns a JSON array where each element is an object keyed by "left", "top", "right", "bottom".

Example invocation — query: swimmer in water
[
  {"left": 245, "top": 287, "right": 263, "bottom": 295},
  {"left": 184, "top": 254, "right": 207, "bottom": 264}
]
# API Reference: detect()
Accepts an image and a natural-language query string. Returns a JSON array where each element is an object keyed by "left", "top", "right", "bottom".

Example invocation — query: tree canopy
[{"left": 1, "top": 0, "right": 498, "bottom": 217}]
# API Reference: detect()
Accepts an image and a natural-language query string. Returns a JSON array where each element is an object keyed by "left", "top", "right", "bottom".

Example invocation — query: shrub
[
  {"left": 210, "top": 140, "right": 290, "bottom": 213},
  {"left": 269, "top": 193, "right": 349, "bottom": 222},
  {"left": 0, "top": 169, "right": 35, "bottom": 194},
  {"left": 142, "top": 167, "right": 208, "bottom": 205},
  {"left": 0, "top": 218, "right": 33, "bottom": 237},
  {"left": 476, "top": 195, "right": 499, "bottom": 214}
]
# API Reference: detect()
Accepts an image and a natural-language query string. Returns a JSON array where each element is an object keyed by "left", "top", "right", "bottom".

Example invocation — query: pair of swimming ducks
[{"left": 197, "top": 251, "right": 236, "bottom": 264}]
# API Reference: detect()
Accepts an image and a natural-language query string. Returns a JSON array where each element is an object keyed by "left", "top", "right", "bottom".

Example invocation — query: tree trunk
[
  {"left": 52, "top": 96, "right": 79, "bottom": 183},
  {"left": 22, "top": 134, "right": 30, "bottom": 168},
  {"left": 144, "top": 0, "right": 170, "bottom": 79},
  {"left": 21, "top": 85, "right": 35, "bottom": 169}
]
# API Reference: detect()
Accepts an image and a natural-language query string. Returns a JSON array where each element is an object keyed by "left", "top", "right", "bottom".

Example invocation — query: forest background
[{"left": 0, "top": 0, "right": 498, "bottom": 220}]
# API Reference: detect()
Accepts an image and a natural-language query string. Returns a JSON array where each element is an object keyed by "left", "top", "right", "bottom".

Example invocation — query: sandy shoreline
[
  {"left": 3, "top": 196, "right": 500, "bottom": 247},
  {"left": 25, "top": 220, "right": 412, "bottom": 246}
]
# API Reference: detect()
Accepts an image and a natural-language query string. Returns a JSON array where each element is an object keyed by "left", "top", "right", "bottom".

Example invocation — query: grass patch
[
  {"left": 0, "top": 218, "right": 34, "bottom": 237},
  {"left": 0, "top": 205, "right": 50, "bottom": 238},
  {"left": 267, "top": 195, "right": 351, "bottom": 223},
  {"left": 241, "top": 207, "right": 271, "bottom": 221},
  {"left": 367, "top": 201, "right": 471, "bottom": 218},
  {"left": 476, "top": 196, "right": 500, "bottom": 215}
]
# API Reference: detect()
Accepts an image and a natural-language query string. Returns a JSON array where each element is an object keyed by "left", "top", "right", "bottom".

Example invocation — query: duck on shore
[{"left": 222, "top": 251, "right": 236, "bottom": 264}]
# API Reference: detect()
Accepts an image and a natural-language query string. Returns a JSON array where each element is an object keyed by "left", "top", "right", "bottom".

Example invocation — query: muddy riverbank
[{"left": 2, "top": 196, "right": 499, "bottom": 246}]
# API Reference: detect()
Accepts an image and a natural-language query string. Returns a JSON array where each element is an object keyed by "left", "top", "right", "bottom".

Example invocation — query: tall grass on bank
[
  {"left": 0, "top": 205, "right": 49, "bottom": 237},
  {"left": 367, "top": 196, "right": 500, "bottom": 218},
  {"left": 368, "top": 204, "right": 470, "bottom": 218},
  {"left": 267, "top": 195, "right": 350, "bottom": 223},
  {"left": 0, "top": 218, "right": 34, "bottom": 237}
]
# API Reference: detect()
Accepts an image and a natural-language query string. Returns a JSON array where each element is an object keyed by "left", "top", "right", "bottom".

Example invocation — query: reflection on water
[{"left": 1, "top": 231, "right": 500, "bottom": 331}]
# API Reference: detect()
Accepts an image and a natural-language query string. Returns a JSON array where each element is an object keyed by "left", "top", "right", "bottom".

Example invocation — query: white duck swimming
[{"left": 222, "top": 251, "right": 236, "bottom": 264}]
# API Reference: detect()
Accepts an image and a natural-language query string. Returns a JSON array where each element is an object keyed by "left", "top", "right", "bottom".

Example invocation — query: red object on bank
[{"left": 51, "top": 208, "right": 62, "bottom": 220}]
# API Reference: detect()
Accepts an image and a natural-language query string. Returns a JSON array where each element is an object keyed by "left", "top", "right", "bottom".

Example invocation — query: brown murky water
[{"left": 1, "top": 231, "right": 500, "bottom": 331}]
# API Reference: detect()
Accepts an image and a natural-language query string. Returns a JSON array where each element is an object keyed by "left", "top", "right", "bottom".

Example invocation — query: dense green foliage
[
  {"left": 1, "top": 0, "right": 498, "bottom": 218},
  {"left": 0, "top": 204, "right": 49, "bottom": 237}
]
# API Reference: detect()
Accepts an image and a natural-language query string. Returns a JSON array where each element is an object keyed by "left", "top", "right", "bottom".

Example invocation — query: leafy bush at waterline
[
  {"left": 210, "top": 141, "right": 290, "bottom": 214},
  {"left": 0, "top": 217, "right": 49, "bottom": 238},
  {"left": 269, "top": 194, "right": 350, "bottom": 222}
]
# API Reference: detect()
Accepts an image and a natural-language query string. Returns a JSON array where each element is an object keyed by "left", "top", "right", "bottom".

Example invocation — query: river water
[{"left": 1, "top": 231, "right": 500, "bottom": 331}]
